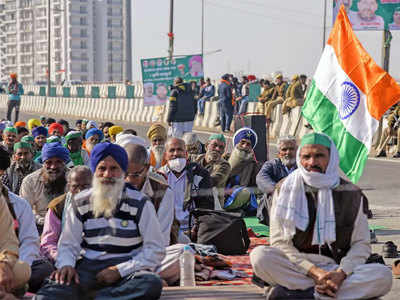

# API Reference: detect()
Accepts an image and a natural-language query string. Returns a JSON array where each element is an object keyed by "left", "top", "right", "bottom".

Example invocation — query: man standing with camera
[{"left": 7, "top": 73, "right": 24, "bottom": 123}]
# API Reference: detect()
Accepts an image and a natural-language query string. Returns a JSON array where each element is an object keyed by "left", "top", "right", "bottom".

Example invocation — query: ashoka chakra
[{"left": 339, "top": 81, "right": 360, "bottom": 120}]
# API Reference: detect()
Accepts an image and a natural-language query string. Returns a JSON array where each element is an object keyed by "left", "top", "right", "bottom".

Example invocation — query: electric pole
[
  {"left": 168, "top": 0, "right": 174, "bottom": 61},
  {"left": 47, "top": 0, "right": 51, "bottom": 96},
  {"left": 201, "top": 0, "right": 204, "bottom": 58}
]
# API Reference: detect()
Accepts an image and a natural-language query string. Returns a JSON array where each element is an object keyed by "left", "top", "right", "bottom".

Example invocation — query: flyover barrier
[
  {"left": 0, "top": 81, "right": 383, "bottom": 145},
  {"left": 0, "top": 93, "right": 320, "bottom": 142}
]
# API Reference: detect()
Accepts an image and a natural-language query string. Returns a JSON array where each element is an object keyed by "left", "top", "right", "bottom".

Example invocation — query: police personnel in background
[
  {"left": 376, "top": 105, "right": 400, "bottom": 158},
  {"left": 167, "top": 77, "right": 197, "bottom": 138}
]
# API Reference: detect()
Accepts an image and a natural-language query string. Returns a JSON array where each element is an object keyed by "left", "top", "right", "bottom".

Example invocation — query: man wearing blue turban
[
  {"left": 223, "top": 127, "right": 262, "bottom": 214},
  {"left": 35, "top": 142, "right": 165, "bottom": 300},
  {"left": 20, "top": 142, "right": 69, "bottom": 231}
]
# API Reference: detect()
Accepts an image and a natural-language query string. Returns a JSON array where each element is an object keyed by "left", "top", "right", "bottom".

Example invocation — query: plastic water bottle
[{"left": 180, "top": 245, "right": 196, "bottom": 287}]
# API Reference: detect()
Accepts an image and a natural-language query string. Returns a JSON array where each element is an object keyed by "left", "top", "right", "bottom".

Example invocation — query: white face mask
[{"left": 168, "top": 158, "right": 187, "bottom": 173}]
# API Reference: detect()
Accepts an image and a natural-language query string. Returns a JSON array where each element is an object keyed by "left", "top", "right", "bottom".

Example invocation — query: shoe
[
  {"left": 305, "top": 123, "right": 312, "bottom": 129},
  {"left": 393, "top": 152, "right": 400, "bottom": 158},
  {"left": 393, "top": 260, "right": 400, "bottom": 278},
  {"left": 266, "top": 285, "right": 314, "bottom": 300},
  {"left": 376, "top": 150, "right": 387, "bottom": 158},
  {"left": 366, "top": 253, "right": 386, "bottom": 265},
  {"left": 370, "top": 230, "right": 378, "bottom": 244},
  {"left": 383, "top": 241, "right": 398, "bottom": 258},
  {"left": 251, "top": 274, "right": 269, "bottom": 288},
  {"left": 367, "top": 209, "right": 373, "bottom": 219}
]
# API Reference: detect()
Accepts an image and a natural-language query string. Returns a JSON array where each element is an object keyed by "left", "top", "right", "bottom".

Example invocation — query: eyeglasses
[{"left": 126, "top": 166, "right": 147, "bottom": 178}]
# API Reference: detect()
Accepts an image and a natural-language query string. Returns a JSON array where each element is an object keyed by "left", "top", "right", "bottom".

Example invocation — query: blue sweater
[{"left": 8, "top": 82, "right": 24, "bottom": 101}]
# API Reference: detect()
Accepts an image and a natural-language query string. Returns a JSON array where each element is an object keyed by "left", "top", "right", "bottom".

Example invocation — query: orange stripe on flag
[{"left": 327, "top": 5, "right": 400, "bottom": 120}]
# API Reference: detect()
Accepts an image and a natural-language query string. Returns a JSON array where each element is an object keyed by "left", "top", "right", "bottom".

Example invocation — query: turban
[
  {"left": 14, "top": 142, "right": 32, "bottom": 152},
  {"left": 233, "top": 127, "right": 258, "bottom": 149},
  {"left": 109, "top": 125, "right": 123, "bottom": 137},
  {"left": 90, "top": 142, "right": 128, "bottom": 173},
  {"left": 21, "top": 135, "right": 34, "bottom": 143},
  {"left": 10, "top": 73, "right": 17, "bottom": 79},
  {"left": 0, "top": 123, "right": 5, "bottom": 131},
  {"left": 28, "top": 119, "right": 41, "bottom": 130},
  {"left": 14, "top": 121, "right": 26, "bottom": 128},
  {"left": 208, "top": 133, "right": 226, "bottom": 144},
  {"left": 147, "top": 123, "right": 167, "bottom": 141},
  {"left": 65, "top": 131, "right": 82, "bottom": 143},
  {"left": 4, "top": 127, "right": 17, "bottom": 134},
  {"left": 40, "top": 116, "right": 46, "bottom": 121},
  {"left": 86, "top": 120, "right": 97, "bottom": 130},
  {"left": 41, "top": 142, "right": 70, "bottom": 163},
  {"left": 291, "top": 74, "right": 299, "bottom": 81},
  {"left": 300, "top": 132, "right": 331, "bottom": 150},
  {"left": 47, "top": 136, "right": 61, "bottom": 144},
  {"left": 48, "top": 123, "right": 64, "bottom": 136},
  {"left": 85, "top": 128, "right": 104, "bottom": 141},
  {"left": 274, "top": 73, "right": 283, "bottom": 80},
  {"left": 116, "top": 134, "right": 147, "bottom": 148},
  {"left": 32, "top": 126, "right": 48, "bottom": 138},
  {"left": 183, "top": 133, "right": 199, "bottom": 145}
]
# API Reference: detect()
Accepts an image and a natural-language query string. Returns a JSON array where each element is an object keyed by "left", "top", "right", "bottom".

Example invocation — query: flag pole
[
  {"left": 322, "top": 0, "right": 327, "bottom": 51},
  {"left": 374, "top": 29, "right": 392, "bottom": 150}
]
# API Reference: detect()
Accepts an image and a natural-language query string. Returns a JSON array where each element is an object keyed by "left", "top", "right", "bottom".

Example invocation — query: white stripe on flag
[{"left": 313, "top": 45, "right": 379, "bottom": 150}]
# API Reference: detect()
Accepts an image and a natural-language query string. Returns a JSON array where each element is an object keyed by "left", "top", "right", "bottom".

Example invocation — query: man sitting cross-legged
[
  {"left": 250, "top": 133, "right": 392, "bottom": 300},
  {"left": 34, "top": 143, "right": 164, "bottom": 300}
]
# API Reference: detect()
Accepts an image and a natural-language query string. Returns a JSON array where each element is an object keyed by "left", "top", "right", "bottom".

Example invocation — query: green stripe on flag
[{"left": 302, "top": 80, "right": 369, "bottom": 183}]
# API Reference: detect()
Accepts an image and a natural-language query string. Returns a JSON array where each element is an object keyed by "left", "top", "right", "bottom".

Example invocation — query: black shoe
[
  {"left": 393, "top": 152, "right": 400, "bottom": 158},
  {"left": 366, "top": 253, "right": 386, "bottom": 265},
  {"left": 251, "top": 274, "right": 269, "bottom": 288},
  {"left": 267, "top": 285, "right": 314, "bottom": 300},
  {"left": 367, "top": 209, "right": 373, "bottom": 219},
  {"left": 383, "top": 241, "right": 398, "bottom": 258},
  {"left": 376, "top": 150, "right": 387, "bottom": 157}
]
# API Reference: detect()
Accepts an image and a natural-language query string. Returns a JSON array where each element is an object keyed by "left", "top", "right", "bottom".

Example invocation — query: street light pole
[
  {"left": 322, "top": 0, "right": 327, "bottom": 50},
  {"left": 201, "top": 0, "right": 204, "bottom": 58},
  {"left": 47, "top": 0, "right": 51, "bottom": 96},
  {"left": 168, "top": 0, "right": 174, "bottom": 61}
]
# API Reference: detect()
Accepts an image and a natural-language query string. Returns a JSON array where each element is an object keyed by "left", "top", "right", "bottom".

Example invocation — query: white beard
[
  {"left": 281, "top": 156, "right": 296, "bottom": 167},
  {"left": 86, "top": 141, "right": 96, "bottom": 152},
  {"left": 90, "top": 175, "right": 125, "bottom": 218},
  {"left": 151, "top": 145, "right": 165, "bottom": 166}
]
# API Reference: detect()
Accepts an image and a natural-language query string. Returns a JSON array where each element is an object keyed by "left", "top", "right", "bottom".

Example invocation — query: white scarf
[{"left": 274, "top": 135, "right": 340, "bottom": 246}]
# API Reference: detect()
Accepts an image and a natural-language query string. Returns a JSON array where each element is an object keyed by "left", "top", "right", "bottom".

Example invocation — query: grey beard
[
  {"left": 229, "top": 147, "right": 253, "bottom": 171},
  {"left": 90, "top": 175, "right": 125, "bottom": 218},
  {"left": 151, "top": 145, "right": 165, "bottom": 166},
  {"left": 281, "top": 157, "right": 296, "bottom": 167},
  {"left": 86, "top": 142, "right": 96, "bottom": 152},
  {"left": 205, "top": 150, "right": 221, "bottom": 163}
]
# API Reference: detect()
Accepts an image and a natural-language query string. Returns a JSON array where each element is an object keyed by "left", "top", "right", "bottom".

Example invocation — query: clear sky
[{"left": 131, "top": 0, "right": 400, "bottom": 81}]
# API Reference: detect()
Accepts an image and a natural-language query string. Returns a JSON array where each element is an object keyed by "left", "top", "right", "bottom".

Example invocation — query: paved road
[{"left": 4, "top": 109, "right": 400, "bottom": 298}]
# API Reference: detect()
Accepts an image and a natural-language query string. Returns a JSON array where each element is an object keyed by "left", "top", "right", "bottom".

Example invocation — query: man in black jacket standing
[
  {"left": 218, "top": 74, "right": 233, "bottom": 132},
  {"left": 167, "top": 77, "right": 197, "bottom": 138}
]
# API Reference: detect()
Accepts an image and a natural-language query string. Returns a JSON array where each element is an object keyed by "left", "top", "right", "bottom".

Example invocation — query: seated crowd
[{"left": 0, "top": 117, "right": 392, "bottom": 300}]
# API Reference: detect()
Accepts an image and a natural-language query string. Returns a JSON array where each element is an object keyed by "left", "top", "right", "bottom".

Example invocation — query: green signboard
[
  {"left": 333, "top": 0, "right": 400, "bottom": 30},
  {"left": 141, "top": 54, "right": 203, "bottom": 106}
]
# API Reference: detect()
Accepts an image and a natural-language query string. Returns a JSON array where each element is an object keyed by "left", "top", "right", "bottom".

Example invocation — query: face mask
[{"left": 168, "top": 158, "right": 187, "bottom": 173}]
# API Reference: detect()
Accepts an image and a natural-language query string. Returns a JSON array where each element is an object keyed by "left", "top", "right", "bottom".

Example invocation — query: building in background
[{"left": 0, "top": 0, "right": 132, "bottom": 84}]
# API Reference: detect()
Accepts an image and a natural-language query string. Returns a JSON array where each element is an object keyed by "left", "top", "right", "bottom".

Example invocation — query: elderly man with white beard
[
  {"left": 223, "top": 127, "right": 262, "bottom": 213},
  {"left": 34, "top": 143, "right": 165, "bottom": 300},
  {"left": 256, "top": 136, "right": 297, "bottom": 196},
  {"left": 250, "top": 133, "right": 392, "bottom": 300},
  {"left": 147, "top": 123, "right": 167, "bottom": 170}
]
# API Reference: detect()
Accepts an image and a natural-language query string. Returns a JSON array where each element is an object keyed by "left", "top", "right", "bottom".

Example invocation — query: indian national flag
[{"left": 302, "top": 5, "right": 400, "bottom": 183}]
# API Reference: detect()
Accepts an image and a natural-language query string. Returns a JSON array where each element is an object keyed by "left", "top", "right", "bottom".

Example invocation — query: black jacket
[{"left": 167, "top": 83, "right": 197, "bottom": 122}]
